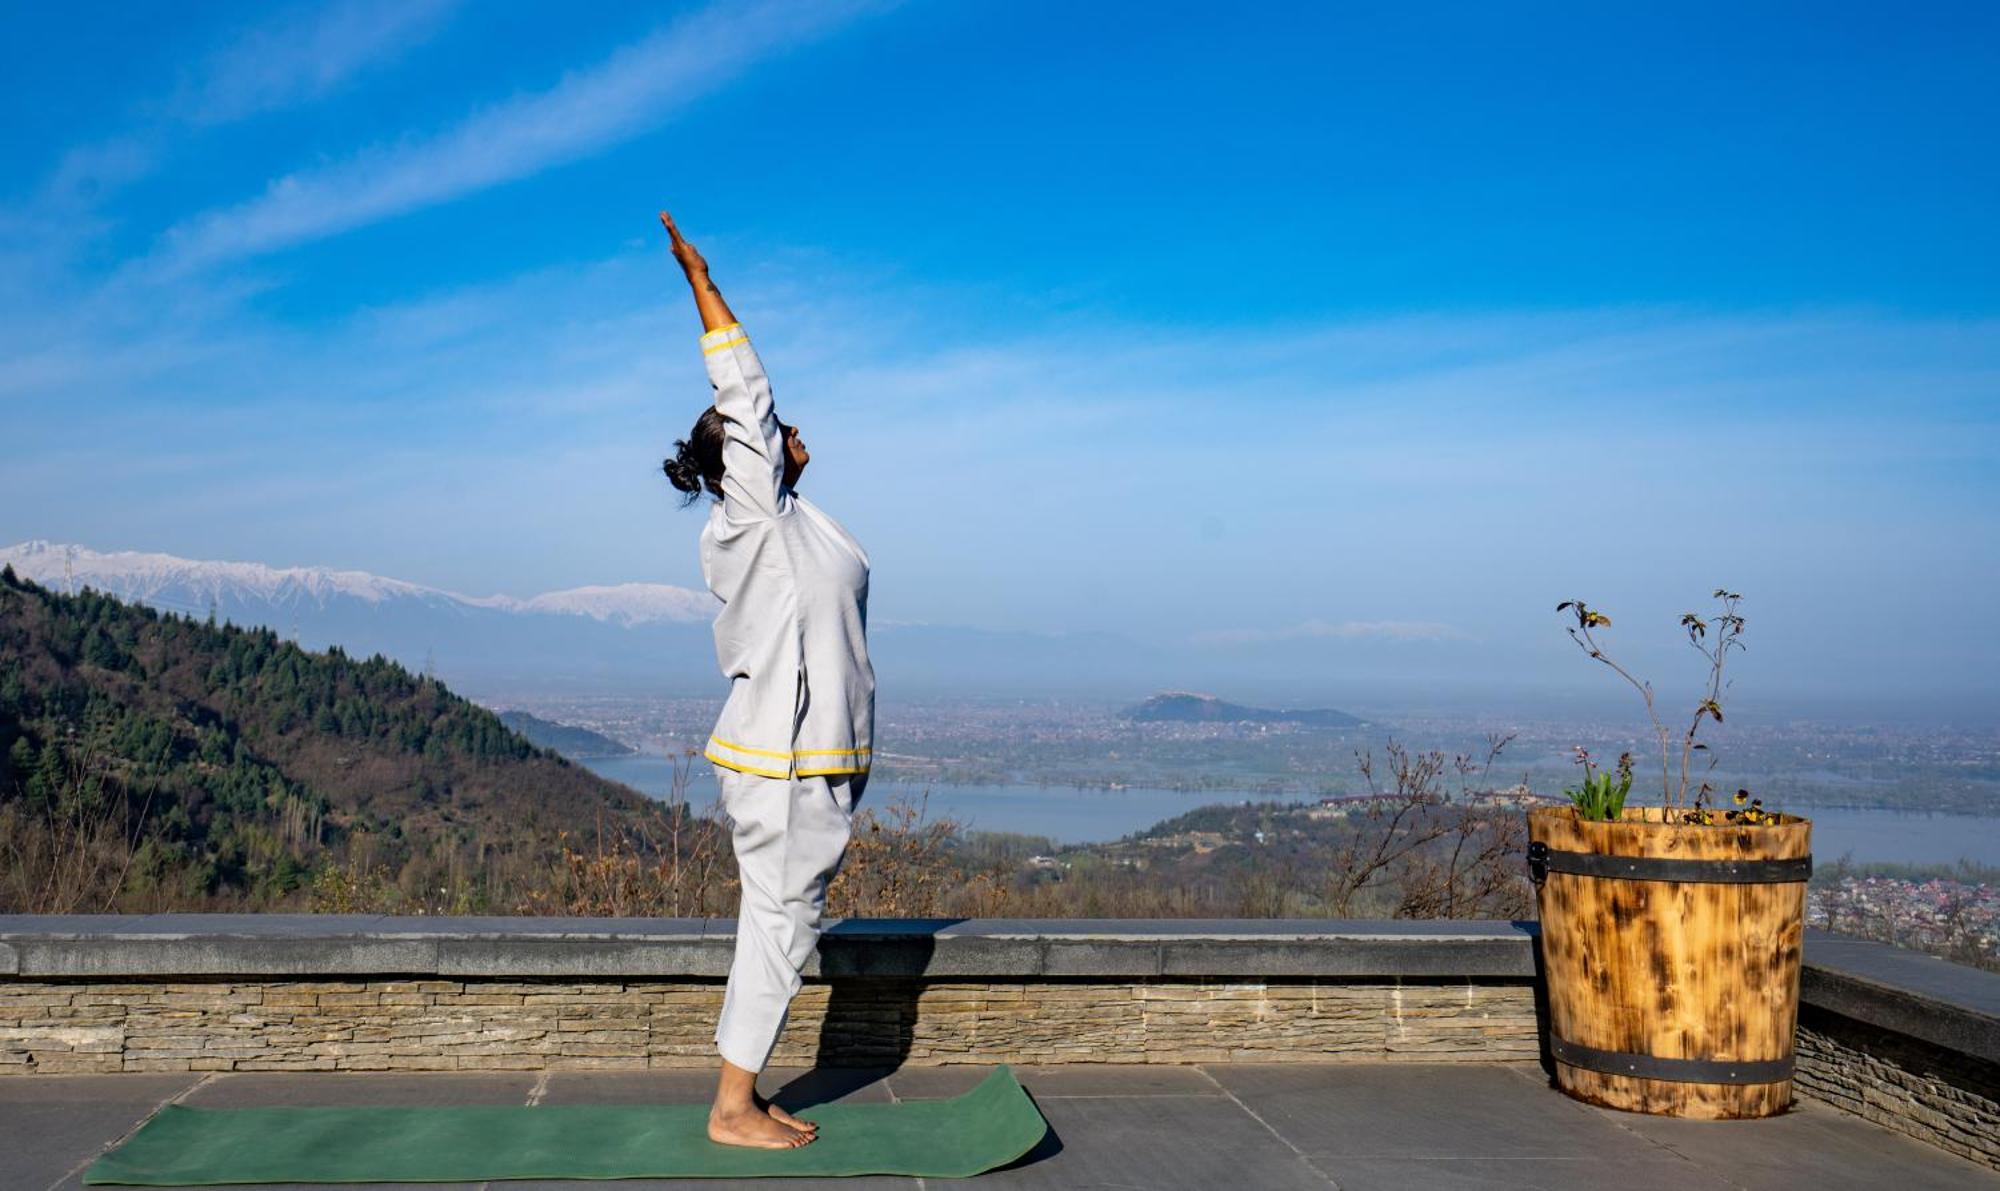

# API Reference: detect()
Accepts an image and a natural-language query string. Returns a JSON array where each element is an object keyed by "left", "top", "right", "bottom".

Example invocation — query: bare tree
[{"left": 1323, "top": 733, "right": 1531, "bottom": 919}]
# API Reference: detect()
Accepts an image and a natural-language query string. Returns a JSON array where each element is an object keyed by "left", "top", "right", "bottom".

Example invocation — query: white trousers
[{"left": 713, "top": 766, "right": 862, "bottom": 1072}]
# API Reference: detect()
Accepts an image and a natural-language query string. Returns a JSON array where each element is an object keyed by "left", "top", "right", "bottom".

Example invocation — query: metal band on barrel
[
  {"left": 1550, "top": 1036, "right": 1795, "bottom": 1085},
  {"left": 1528, "top": 843, "right": 1811, "bottom": 885}
]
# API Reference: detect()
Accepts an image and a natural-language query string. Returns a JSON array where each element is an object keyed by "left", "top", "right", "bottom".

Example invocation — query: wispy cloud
[
  {"left": 25, "top": 0, "right": 459, "bottom": 220},
  {"left": 154, "top": 0, "right": 882, "bottom": 273},
  {"left": 6, "top": 236, "right": 1997, "bottom": 697},
  {"left": 180, "top": 0, "right": 462, "bottom": 125},
  {"left": 41, "top": 137, "right": 160, "bottom": 210},
  {"left": 1195, "top": 620, "right": 1472, "bottom": 647},
  {"left": 7, "top": 0, "right": 460, "bottom": 268}
]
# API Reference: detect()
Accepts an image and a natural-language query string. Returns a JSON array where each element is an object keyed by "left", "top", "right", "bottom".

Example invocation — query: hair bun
[
  {"left": 662, "top": 440, "right": 705, "bottom": 501},
  {"left": 663, "top": 406, "right": 727, "bottom": 507}
]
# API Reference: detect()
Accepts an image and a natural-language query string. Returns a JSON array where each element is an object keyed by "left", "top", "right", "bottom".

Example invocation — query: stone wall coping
[
  {"left": 0, "top": 915, "right": 1538, "bottom": 981},
  {"left": 1, "top": 915, "right": 1994, "bottom": 1065},
  {"left": 0, "top": 915, "right": 1539, "bottom": 941},
  {"left": 1798, "top": 931, "right": 2000, "bottom": 1066}
]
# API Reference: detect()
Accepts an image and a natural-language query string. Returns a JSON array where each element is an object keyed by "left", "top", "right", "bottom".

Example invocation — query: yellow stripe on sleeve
[{"left": 699, "top": 322, "right": 748, "bottom": 354}]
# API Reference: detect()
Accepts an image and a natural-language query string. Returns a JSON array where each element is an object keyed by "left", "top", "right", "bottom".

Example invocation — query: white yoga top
[{"left": 694, "top": 321, "right": 875, "bottom": 779}]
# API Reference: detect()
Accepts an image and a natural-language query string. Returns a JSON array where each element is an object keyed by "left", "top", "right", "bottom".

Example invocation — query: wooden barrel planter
[{"left": 1527, "top": 805, "right": 1812, "bottom": 1119}]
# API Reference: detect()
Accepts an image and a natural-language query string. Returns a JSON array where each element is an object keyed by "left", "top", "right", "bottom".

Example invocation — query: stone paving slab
[
  {"left": 1309, "top": 1156, "right": 1735, "bottom": 1190},
  {"left": 12, "top": 1063, "right": 1998, "bottom": 1191},
  {"left": 966, "top": 1093, "right": 1336, "bottom": 1190},
  {"left": 1205, "top": 1062, "right": 1630, "bottom": 1160},
  {"left": 0, "top": 1073, "right": 197, "bottom": 1191},
  {"left": 886, "top": 1062, "right": 1218, "bottom": 1098},
  {"left": 1588, "top": 1078, "right": 2000, "bottom": 1191}
]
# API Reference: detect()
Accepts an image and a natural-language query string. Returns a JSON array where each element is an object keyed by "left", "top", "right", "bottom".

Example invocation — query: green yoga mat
[{"left": 86, "top": 1066, "right": 1046, "bottom": 1185}]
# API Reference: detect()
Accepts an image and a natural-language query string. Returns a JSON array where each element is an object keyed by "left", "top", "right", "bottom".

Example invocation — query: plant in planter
[
  {"left": 1529, "top": 590, "right": 1812, "bottom": 1119},
  {"left": 1562, "top": 747, "right": 1632, "bottom": 822}
]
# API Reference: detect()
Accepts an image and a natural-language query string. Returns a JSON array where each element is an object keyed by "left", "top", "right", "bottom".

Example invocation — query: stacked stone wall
[
  {"left": 1796, "top": 1005, "right": 2000, "bottom": 1171},
  {"left": 0, "top": 977, "right": 1538, "bottom": 1074}
]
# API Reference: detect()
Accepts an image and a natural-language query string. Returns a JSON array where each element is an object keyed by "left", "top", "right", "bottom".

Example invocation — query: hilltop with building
[{"left": 1122, "top": 691, "right": 1364, "bottom": 728}]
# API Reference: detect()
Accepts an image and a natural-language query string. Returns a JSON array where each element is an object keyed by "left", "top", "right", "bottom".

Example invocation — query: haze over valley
[{"left": 9, "top": 539, "right": 1995, "bottom": 830}]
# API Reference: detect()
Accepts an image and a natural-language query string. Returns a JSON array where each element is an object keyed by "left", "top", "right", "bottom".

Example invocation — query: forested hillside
[
  {"left": 0, "top": 566, "right": 674, "bottom": 912},
  {"left": 0, "top": 566, "right": 1535, "bottom": 924}
]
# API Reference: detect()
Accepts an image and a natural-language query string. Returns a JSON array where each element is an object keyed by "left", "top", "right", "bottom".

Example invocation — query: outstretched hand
[
  {"left": 661, "top": 210, "right": 735, "bottom": 331},
  {"left": 659, "top": 211, "right": 708, "bottom": 277}
]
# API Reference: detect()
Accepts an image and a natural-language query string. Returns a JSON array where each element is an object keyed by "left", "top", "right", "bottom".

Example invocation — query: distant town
[
  {"left": 481, "top": 690, "right": 2000, "bottom": 971},
  {"left": 1809, "top": 871, "right": 2000, "bottom": 971},
  {"left": 484, "top": 690, "right": 2000, "bottom": 816}
]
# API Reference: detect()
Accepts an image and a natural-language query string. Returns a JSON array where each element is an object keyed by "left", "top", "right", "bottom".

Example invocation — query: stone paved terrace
[
  {"left": 9, "top": 1060, "right": 1998, "bottom": 1190},
  {"left": 5, "top": 917, "right": 1999, "bottom": 1188}
]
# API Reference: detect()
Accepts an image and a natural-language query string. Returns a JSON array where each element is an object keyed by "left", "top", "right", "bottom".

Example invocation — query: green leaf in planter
[{"left": 1564, "top": 766, "right": 1632, "bottom": 822}]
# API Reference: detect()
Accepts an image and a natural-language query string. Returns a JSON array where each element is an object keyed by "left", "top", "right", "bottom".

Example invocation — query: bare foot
[
  {"left": 708, "top": 1102, "right": 814, "bottom": 1149},
  {"left": 757, "top": 1092, "right": 817, "bottom": 1135}
]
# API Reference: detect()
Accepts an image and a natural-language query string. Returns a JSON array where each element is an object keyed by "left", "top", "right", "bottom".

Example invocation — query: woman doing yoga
[{"left": 658, "top": 212, "right": 875, "bottom": 1150}]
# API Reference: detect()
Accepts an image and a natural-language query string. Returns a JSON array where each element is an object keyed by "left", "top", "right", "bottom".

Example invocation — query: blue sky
[{"left": 3, "top": 0, "right": 1998, "bottom": 702}]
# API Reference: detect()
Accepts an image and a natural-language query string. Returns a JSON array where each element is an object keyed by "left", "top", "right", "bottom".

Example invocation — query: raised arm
[
  {"left": 661, "top": 211, "right": 737, "bottom": 332},
  {"left": 660, "top": 211, "right": 785, "bottom": 518}
]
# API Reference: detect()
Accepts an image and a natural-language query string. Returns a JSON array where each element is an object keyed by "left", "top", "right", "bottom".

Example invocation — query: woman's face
[{"left": 781, "top": 421, "right": 809, "bottom": 483}]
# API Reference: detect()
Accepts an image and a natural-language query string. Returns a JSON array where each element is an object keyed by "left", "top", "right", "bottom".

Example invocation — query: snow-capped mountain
[
  {"left": 1, "top": 541, "right": 714, "bottom": 621},
  {"left": 0, "top": 541, "right": 722, "bottom": 692},
  {"left": 0, "top": 541, "right": 1158, "bottom": 697},
  {"left": 0, "top": 539, "right": 471, "bottom": 615},
  {"left": 512, "top": 583, "right": 717, "bottom": 627}
]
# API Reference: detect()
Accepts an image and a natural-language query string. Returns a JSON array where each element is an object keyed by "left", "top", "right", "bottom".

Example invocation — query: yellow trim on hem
[
  {"left": 705, "top": 753, "right": 871, "bottom": 781},
  {"left": 704, "top": 751, "right": 789, "bottom": 780},
  {"left": 708, "top": 736, "right": 872, "bottom": 760},
  {"left": 699, "top": 321, "right": 743, "bottom": 339},
  {"left": 705, "top": 735, "right": 871, "bottom": 780},
  {"left": 707, "top": 735, "right": 793, "bottom": 761}
]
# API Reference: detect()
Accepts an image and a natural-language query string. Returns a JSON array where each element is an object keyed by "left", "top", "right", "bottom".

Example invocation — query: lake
[{"left": 579, "top": 754, "right": 2000, "bottom": 868}]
